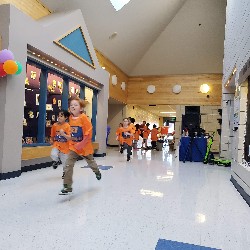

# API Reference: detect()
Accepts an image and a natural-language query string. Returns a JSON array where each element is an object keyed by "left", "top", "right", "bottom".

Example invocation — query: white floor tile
[{"left": 0, "top": 147, "right": 250, "bottom": 250}]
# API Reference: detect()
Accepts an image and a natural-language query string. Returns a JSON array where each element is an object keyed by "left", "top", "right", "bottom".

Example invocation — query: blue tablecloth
[{"left": 179, "top": 137, "right": 207, "bottom": 162}]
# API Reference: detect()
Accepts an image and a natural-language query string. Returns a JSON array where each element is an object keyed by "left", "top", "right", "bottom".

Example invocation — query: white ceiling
[{"left": 40, "top": 0, "right": 226, "bottom": 76}]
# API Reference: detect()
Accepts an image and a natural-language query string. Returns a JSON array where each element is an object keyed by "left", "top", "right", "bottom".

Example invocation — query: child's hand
[{"left": 59, "top": 129, "right": 65, "bottom": 136}]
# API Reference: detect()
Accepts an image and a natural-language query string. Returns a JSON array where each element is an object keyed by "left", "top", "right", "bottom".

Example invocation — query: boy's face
[
  {"left": 69, "top": 100, "right": 83, "bottom": 116},
  {"left": 58, "top": 113, "right": 67, "bottom": 123},
  {"left": 123, "top": 119, "right": 129, "bottom": 127}
]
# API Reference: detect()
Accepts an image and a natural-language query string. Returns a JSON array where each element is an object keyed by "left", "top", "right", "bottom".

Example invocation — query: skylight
[{"left": 110, "top": 0, "right": 131, "bottom": 11}]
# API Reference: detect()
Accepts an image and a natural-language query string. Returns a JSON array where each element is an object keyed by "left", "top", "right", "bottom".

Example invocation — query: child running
[
  {"left": 59, "top": 97, "right": 101, "bottom": 194},
  {"left": 116, "top": 123, "right": 124, "bottom": 153},
  {"left": 133, "top": 124, "right": 141, "bottom": 149},
  {"left": 151, "top": 124, "right": 159, "bottom": 150},
  {"left": 142, "top": 123, "right": 151, "bottom": 149},
  {"left": 120, "top": 118, "right": 135, "bottom": 161},
  {"left": 50, "top": 110, "right": 71, "bottom": 179}
]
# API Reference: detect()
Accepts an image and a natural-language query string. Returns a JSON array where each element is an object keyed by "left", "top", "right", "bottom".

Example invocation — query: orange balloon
[{"left": 3, "top": 60, "right": 18, "bottom": 74}]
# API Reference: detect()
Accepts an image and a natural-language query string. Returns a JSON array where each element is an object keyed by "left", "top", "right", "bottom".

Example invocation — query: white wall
[
  {"left": 107, "top": 104, "right": 126, "bottom": 146},
  {"left": 223, "top": 0, "right": 250, "bottom": 84},
  {"left": 0, "top": 4, "right": 109, "bottom": 176},
  {"left": 223, "top": 0, "right": 250, "bottom": 197},
  {"left": 126, "top": 105, "right": 159, "bottom": 129}
]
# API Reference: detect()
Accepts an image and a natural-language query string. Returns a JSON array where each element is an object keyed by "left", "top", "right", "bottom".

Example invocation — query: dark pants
[
  {"left": 151, "top": 141, "right": 157, "bottom": 149},
  {"left": 123, "top": 143, "right": 132, "bottom": 159},
  {"left": 64, "top": 150, "right": 99, "bottom": 186}
]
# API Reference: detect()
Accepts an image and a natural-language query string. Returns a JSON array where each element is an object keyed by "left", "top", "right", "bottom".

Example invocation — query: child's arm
[
  {"left": 59, "top": 125, "right": 71, "bottom": 141},
  {"left": 74, "top": 115, "right": 92, "bottom": 151}
]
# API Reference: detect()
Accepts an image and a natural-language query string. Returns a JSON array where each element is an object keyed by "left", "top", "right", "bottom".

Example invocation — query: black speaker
[
  {"left": 182, "top": 114, "right": 200, "bottom": 131},
  {"left": 185, "top": 106, "right": 200, "bottom": 115}
]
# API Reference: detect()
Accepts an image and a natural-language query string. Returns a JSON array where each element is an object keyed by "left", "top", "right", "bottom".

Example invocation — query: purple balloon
[{"left": 0, "top": 49, "right": 14, "bottom": 63}]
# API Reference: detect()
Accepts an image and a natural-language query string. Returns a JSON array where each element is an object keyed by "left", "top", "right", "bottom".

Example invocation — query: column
[
  {"left": 62, "top": 76, "right": 69, "bottom": 110},
  {"left": 37, "top": 68, "right": 48, "bottom": 143},
  {"left": 92, "top": 89, "right": 98, "bottom": 141}
]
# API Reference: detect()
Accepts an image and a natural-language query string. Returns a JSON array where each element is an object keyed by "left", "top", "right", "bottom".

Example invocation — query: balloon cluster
[{"left": 0, "top": 49, "right": 22, "bottom": 77}]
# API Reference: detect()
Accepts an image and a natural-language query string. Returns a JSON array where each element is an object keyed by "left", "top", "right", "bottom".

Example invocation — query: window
[
  {"left": 23, "top": 64, "right": 41, "bottom": 144},
  {"left": 45, "top": 72, "right": 64, "bottom": 142},
  {"left": 22, "top": 61, "right": 98, "bottom": 146},
  {"left": 110, "top": 0, "right": 131, "bottom": 11},
  {"left": 69, "top": 81, "right": 80, "bottom": 98},
  {"left": 85, "top": 87, "right": 93, "bottom": 119}
]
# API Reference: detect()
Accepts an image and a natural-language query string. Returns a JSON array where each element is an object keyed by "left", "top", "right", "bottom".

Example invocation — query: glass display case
[{"left": 23, "top": 64, "right": 41, "bottom": 144}]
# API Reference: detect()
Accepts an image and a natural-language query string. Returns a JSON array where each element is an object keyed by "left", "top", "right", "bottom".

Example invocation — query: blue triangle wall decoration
[{"left": 54, "top": 26, "right": 95, "bottom": 68}]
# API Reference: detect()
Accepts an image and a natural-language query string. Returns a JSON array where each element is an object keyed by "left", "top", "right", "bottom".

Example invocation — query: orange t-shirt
[
  {"left": 151, "top": 128, "right": 158, "bottom": 141},
  {"left": 50, "top": 122, "right": 70, "bottom": 154},
  {"left": 143, "top": 127, "right": 151, "bottom": 139},
  {"left": 134, "top": 129, "right": 141, "bottom": 140},
  {"left": 69, "top": 114, "right": 94, "bottom": 156},
  {"left": 120, "top": 126, "right": 135, "bottom": 146},
  {"left": 116, "top": 127, "right": 123, "bottom": 143},
  {"left": 160, "top": 126, "right": 169, "bottom": 135}
]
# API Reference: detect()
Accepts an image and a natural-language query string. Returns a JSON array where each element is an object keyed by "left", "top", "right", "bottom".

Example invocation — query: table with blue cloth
[{"left": 179, "top": 137, "right": 207, "bottom": 162}]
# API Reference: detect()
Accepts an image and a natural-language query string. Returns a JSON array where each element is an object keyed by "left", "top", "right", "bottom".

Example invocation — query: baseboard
[
  {"left": 0, "top": 152, "right": 106, "bottom": 181},
  {"left": 0, "top": 158, "right": 53, "bottom": 181},
  {"left": 0, "top": 170, "right": 21, "bottom": 180},
  {"left": 231, "top": 175, "right": 250, "bottom": 207},
  {"left": 107, "top": 144, "right": 119, "bottom": 147},
  {"left": 21, "top": 162, "right": 52, "bottom": 173}
]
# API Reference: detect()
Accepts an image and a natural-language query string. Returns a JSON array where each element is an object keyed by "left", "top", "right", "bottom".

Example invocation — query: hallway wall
[{"left": 127, "top": 74, "right": 222, "bottom": 105}]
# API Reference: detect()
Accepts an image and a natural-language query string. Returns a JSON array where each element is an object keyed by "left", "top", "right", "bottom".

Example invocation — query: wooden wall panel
[
  {"left": 127, "top": 74, "right": 222, "bottom": 105},
  {"left": 0, "top": 0, "right": 51, "bottom": 20},
  {"left": 96, "top": 49, "right": 128, "bottom": 104},
  {"left": 21, "top": 143, "right": 99, "bottom": 160}
]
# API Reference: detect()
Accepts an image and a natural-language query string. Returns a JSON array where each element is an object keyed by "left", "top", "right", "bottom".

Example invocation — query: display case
[{"left": 23, "top": 64, "right": 41, "bottom": 144}]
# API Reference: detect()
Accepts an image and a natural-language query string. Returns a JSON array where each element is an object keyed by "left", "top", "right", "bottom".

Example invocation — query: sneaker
[
  {"left": 120, "top": 148, "right": 123, "bottom": 154},
  {"left": 95, "top": 171, "right": 102, "bottom": 180},
  {"left": 52, "top": 161, "right": 59, "bottom": 169},
  {"left": 62, "top": 172, "right": 65, "bottom": 179},
  {"left": 59, "top": 184, "right": 72, "bottom": 195},
  {"left": 127, "top": 156, "right": 131, "bottom": 162}
]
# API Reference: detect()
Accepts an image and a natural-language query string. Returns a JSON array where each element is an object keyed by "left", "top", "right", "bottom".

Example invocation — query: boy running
[{"left": 59, "top": 97, "right": 101, "bottom": 194}]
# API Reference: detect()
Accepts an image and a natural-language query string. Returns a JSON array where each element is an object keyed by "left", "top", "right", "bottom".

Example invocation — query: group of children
[
  {"left": 116, "top": 118, "right": 160, "bottom": 161},
  {"left": 50, "top": 96, "right": 101, "bottom": 195}
]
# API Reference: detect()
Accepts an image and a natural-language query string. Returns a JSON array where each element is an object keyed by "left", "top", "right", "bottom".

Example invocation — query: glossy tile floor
[{"left": 1, "top": 146, "right": 250, "bottom": 250}]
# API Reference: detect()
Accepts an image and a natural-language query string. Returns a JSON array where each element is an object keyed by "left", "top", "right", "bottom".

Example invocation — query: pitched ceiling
[{"left": 40, "top": 0, "right": 226, "bottom": 76}]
